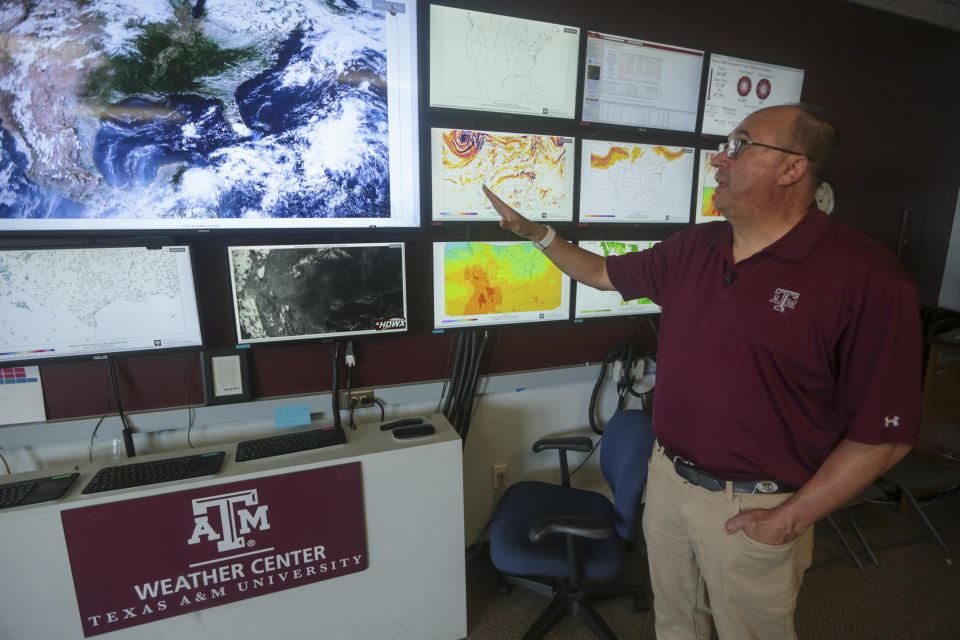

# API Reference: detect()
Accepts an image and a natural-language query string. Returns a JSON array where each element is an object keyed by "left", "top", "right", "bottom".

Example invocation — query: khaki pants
[{"left": 642, "top": 444, "right": 814, "bottom": 640}]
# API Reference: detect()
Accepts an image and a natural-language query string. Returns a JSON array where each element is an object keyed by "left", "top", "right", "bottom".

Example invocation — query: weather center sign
[{"left": 60, "top": 462, "right": 366, "bottom": 637}]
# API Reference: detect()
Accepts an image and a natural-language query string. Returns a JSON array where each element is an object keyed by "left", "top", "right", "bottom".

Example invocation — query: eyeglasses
[{"left": 718, "top": 138, "right": 815, "bottom": 161}]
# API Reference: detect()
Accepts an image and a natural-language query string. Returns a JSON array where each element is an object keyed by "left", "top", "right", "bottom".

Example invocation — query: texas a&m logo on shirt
[{"left": 769, "top": 288, "right": 800, "bottom": 313}]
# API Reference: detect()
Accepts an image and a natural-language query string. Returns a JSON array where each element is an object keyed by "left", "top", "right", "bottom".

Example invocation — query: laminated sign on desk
[{"left": 60, "top": 462, "right": 367, "bottom": 637}]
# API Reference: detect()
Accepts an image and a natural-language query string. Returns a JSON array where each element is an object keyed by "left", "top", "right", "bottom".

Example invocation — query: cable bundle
[{"left": 440, "top": 330, "right": 489, "bottom": 446}]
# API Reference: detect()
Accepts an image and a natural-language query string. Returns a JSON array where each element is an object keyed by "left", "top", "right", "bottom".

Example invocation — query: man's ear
[{"left": 777, "top": 155, "right": 809, "bottom": 187}]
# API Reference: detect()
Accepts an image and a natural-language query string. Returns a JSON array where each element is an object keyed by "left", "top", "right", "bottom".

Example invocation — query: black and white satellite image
[{"left": 229, "top": 244, "right": 407, "bottom": 342}]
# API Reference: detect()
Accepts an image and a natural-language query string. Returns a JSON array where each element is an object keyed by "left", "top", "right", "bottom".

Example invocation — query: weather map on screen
[
  {"left": 0, "top": 246, "right": 203, "bottom": 365},
  {"left": 700, "top": 54, "right": 804, "bottom": 137},
  {"left": 579, "top": 140, "right": 694, "bottom": 224},
  {"left": 574, "top": 241, "right": 660, "bottom": 319},
  {"left": 228, "top": 243, "right": 408, "bottom": 344},
  {"left": 694, "top": 148, "right": 723, "bottom": 224},
  {"left": 0, "top": 0, "right": 421, "bottom": 230},
  {"left": 581, "top": 31, "right": 704, "bottom": 133},
  {"left": 431, "top": 128, "right": 574, "bottom": 222},
  {"left": 433, "top": 241, "right": 571, "bottom": 329},
  {"left": 429, "top": 5, "right": 580, "bottom": 118}
]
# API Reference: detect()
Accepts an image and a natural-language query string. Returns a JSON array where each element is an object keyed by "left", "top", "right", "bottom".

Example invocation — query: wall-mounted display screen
[
  {"left": 700, "top": 53, "right": 804, "bottom": 137},
  {"left": 694, "top": 148, "right": 724, "bottom": 224},
  {"left": 228, "top": 243, "right": 408, "bottom": 344},
  {"left": 579, "top": 140, "right": 694, "bottom": 224},
  {"left": 574, "top": 241, "right": 661, "bottom": 319},
  {"left": 581, "top": 31, "right": 704, "bottom": 133},
  {"left": 432, "top": 241, "right": 570, "bottom": 329},
  {"left": 0, "top": 0, "right": 421, "bottom": 231},
  {"left": 0, "top": 245, "right": 203, "bottom": 365},
  {"left": 429, "top": 5, "right": 580, "bottom": 119},
  {"left": 431, "top": 128, "right": 574, "bottom": 222}
]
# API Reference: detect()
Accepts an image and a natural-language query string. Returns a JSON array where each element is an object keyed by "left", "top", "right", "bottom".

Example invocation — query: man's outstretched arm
[{"left": 482, "top": 185, "right": 615, "bottom": 291}]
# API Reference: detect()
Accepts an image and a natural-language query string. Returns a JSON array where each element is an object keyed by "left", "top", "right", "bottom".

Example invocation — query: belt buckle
[{"left": 755, "top": 480, "right": 779, "bottom": 494}]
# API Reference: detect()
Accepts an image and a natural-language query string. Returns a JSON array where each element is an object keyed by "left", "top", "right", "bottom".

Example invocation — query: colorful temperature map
[
  {"left": 579, "top": 141, "right": 693, "bottom": 223},
  {"left": 695, "top": 149, "right": 722, "bottom": 223},
  {"left": 443, "top": 243, "right": 563, "bottom": 316},
  {"left": 575, "top": 240, "right": 660, "bottom": 318},
  {"left": 432, "top": 129, "right": 571, "bottom": 220}
]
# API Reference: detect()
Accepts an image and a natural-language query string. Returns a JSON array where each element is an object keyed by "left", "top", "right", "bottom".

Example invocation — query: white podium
[{"left": 0, "top": 414, "right": 466, "bottom": 640}]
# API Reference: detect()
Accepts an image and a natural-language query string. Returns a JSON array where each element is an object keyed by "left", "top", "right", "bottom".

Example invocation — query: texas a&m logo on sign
[{"left": 187, "top": 489, "right": 270, "bottom": 552}]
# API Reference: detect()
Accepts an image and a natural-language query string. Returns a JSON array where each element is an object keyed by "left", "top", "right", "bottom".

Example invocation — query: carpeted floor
[{"left": 465, "top": 487, "right": 960, "bottom": 639}]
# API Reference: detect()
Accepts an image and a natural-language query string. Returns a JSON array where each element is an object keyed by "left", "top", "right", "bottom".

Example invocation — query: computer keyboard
[
  {"left": 0, "top": 473, "right": 79, "bottom": 510},
  {"left": 82, "top": 451, "right": 225, "bottom": 494},
  {"left": 235, "top": 426, "right": 346, "bottom": 462}
]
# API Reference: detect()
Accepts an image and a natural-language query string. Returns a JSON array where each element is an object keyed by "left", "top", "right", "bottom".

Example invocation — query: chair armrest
[
  {"left": 529, "top": 515, "right": 615, "bottom": 542},
  {"left": 532, "top": 436, "right": 593, "bottom": 453}
]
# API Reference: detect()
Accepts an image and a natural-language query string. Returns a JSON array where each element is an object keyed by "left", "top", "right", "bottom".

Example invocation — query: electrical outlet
[
  {"left": 340, "top": 389, "right": 375, "bottom": 409},
  {"left": 492, "top": 463, "right": 508, "bottom": 489}
]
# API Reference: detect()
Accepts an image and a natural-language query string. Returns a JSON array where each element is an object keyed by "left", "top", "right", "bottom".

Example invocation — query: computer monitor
[
  {"left": 432, "top": 241, "right": 571, "bottom": 329},
  {"left": 694, "top": 148, "right": 724, "bottom": 224},
  {"left": 578, "top": 139, "right": 694, "bottom": 224},
  {"left": 429, "top": 5, "right": 580, "bottom": 119},
  {"left": 581, "top": 31, "right": 704, "bottom": 133},
  {"left": 0, "top": 1, "right": 421, "bottom": 231},
  {"left": 699, "top": 53, "right": 804, "bottom": 137},
  {"left": 431, "top": 128, "right": 575, "bottom": 222},
  {"left": 574, "top": 241, "right": 661, "bottom": 319},
  {"left": 228, "top": 243, "right": 408, "bottom": 344},
  {"left": 0, "top": 245, "right": 203, "bottom": 365}
]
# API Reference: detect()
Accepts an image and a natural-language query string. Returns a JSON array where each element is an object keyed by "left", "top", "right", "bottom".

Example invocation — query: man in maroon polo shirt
[{"left": 482, "top": 103, "right": 922, "bottom": 639}]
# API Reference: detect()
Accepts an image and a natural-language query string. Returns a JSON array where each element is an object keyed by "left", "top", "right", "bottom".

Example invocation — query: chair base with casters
[
  {"left": 496, "top": 571, "right": 648, "bottom": 640},
  {"left": 488, "top": 409, "right": 657, "bottom": 640}
]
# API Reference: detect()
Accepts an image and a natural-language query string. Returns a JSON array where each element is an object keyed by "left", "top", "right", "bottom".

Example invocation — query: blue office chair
[{"left": 488, "top": 409, "right": 657, "bottom": 640}]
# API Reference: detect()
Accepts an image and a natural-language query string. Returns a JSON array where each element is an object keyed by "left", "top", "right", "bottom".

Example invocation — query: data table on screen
[{"left": 581, "top": 31, "right": 704, "bottom": 133}]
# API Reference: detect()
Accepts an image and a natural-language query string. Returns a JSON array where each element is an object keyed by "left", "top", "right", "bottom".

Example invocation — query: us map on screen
[
  {"left": 579, "top": 140, "right": 693, "bottom": 223},
  {"left": 0, "top": 0, "right": 420, "bottom": 230},
  {"left": 429, "top": 5, "right": 580, "bottom": 118}
]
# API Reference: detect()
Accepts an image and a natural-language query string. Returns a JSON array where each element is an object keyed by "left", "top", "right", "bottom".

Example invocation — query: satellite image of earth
[{"left": 0, "top": 0, "right": 392, "bottom": 224}]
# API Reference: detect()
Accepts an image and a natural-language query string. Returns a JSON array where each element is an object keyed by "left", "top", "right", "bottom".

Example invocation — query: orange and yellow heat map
[
  {"left": 443, "top": 243, "right": 563, "bottom": 316},
  {"left": 589, "top": 145, "right": 686, "bottom": 168},
  {"left": 435, "top": 129, "right": 569, "bottom": 216}
]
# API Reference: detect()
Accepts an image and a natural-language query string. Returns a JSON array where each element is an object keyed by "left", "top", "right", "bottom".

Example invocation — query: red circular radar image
[
  {"left": 737, "top": 76, "right": 752, "bottom": 96},
  {"left": 756, "top": 78, "right": 771, "bottom": 100}
]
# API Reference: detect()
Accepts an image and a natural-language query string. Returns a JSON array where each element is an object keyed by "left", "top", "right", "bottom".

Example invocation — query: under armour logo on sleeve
[{"left": 883, "top": 416, "right": 900, "bottom": 427}]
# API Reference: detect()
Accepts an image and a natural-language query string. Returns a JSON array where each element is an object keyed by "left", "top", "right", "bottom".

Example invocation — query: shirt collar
[
  {"left": 710, "top": 205, "right": 830, "bottom": 263},
  {"left": 764, "top": 205, "right": 831, "bottom": 262}
]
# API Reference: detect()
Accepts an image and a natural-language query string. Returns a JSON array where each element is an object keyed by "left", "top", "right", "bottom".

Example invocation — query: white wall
[
  {"left": 939, "top": 185, "right": 960, "bottom": 311},
  {"left": 0, "top": 363, "right": 652, "bottom": 546}
]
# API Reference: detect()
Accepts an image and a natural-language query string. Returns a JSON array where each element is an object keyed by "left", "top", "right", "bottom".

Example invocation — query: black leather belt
[{"left": 662, "top": 448, "right": 798, "bottom": 494}]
